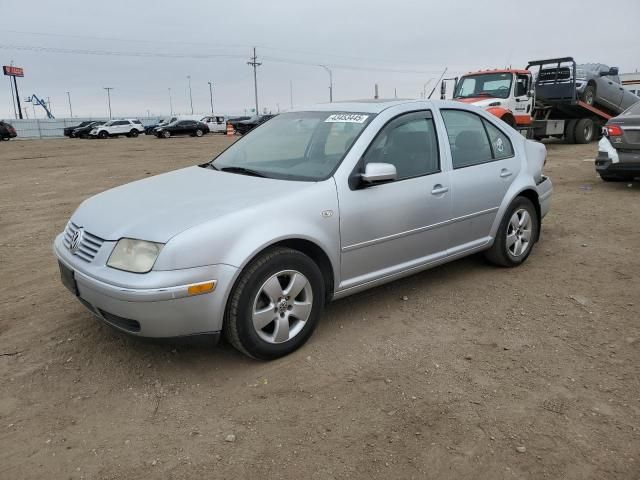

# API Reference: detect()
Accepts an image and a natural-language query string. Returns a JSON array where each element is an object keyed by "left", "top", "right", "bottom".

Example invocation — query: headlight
[{"left": 107, "top": 238, "right": 163, "bottom": 273}]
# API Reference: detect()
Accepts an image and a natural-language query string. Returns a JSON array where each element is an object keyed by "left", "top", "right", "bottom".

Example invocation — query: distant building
[{"left": 621, "top": 72, "right": 640, "bottom": 96}]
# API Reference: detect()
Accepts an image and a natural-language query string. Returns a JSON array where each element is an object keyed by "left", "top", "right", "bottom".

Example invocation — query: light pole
[
  {"left": 168, "top": 87, "right": 173, "bottom": 116},
  {"left": 421, "top": 78, "right": 434, "bottom": 99},
  {"left": 187, "top": 76, "right": 193, "bottom": 114},
  {"left": 66, "top": 91, "right": 73, "bottom": 117},
  {"left": 103, "top": 87, "right": 113, "bottom": 118},
  {"left": 319, "top": 65, "right": 333, "bottom": 102},
  {"left": 207, "top": 81, "right": 214, "bottom": 114}
]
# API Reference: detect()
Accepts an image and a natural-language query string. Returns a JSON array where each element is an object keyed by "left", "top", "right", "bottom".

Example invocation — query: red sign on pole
[{"left": 3, "top": 66, "right": 24, "bottom": 77}]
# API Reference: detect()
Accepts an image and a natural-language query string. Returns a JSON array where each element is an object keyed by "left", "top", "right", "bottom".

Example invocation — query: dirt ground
[{"left": 0, "top": 134, "right": 639, "bottom": 480}]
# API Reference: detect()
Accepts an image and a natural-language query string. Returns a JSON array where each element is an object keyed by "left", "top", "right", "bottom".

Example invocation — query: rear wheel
[
  {"left": 574, "top": 118, "right": 595, "bottom": 144},
  {"left": 224, "top": 247, "right": 325, "bottom": 360},
  {"left": 564, "top": 119, "right": 578, "bottom": 143},
  {"left": 485, "top": 197, "right": 539, "bottom": 268}
]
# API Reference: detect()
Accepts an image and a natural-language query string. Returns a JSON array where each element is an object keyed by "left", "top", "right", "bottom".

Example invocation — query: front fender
[{"left": 485, "top": 106, "right": 512, "bottom": 120}]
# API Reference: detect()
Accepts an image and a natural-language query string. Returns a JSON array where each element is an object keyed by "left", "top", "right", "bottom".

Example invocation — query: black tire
[
  {"left": 224, "top": 247, "right": 325, "bottom": 360},
  {"left": 98, "top": 130, "right": 108, "bottom": 139},
  {"left": 162, "top": 130, "right": 170, "bottom": 139},
  {"left": 195, "top": 129, "right": 203, "bottom": 137},
  {"left": 564, "top": 119, "right": 578, "bottom": 144},
  {"left": 574, "top": 118, "right": 595, "bottom": 144},
  {"left": 484, "top": 197, "right": 539, "bottom": 268},
  {"left": 129, "top": 129, "right": 139, "bottom": 138},
  {"left": 582, "top": 84, "right": 596, "bottom": 105}
]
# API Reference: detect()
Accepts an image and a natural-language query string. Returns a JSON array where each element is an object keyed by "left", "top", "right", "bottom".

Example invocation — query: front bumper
[{"left": 54, "top": 233, "right": 238, "bottom": 339}]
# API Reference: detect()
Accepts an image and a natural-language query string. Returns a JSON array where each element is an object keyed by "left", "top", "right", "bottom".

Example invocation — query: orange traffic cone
[{"left": 226, "top": 122, "right": 234, "bottom": 136}]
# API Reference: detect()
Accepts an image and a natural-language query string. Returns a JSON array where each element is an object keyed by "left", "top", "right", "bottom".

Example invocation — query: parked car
[
  {"left": 64, "top": 121, "right": 94, "bottom": 138},
  {"left": 144, "top": 118, "right": 173, "bottom": 135},
  {"left": 235, "top": 114, "right": 276, "bottom": 135},
  {"left": 201, "top": 115, "right": 228, "bottom": 133},
  {"left": 54, "top": 99, "right": 552, "bottom": 360},
  {"left": 73, "top": 121, "right": 105, "bottom": 139},
  {"left": 89, "top": 119, "right": 145, "bottom": 139},
  {"left": 226, "top": 116, "right": 251, "bottom": 132},
  {"left": 0, "top": 120, "right": 17, "bottom": 140},
  {"left": 596, "top": 101, "right": 640, "bottom": 181},
  {"left": 154, "top": 120, "right": 209, "bottom": 138}
]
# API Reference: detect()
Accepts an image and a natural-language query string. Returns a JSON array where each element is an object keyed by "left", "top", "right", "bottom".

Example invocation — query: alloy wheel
[
  {"left": 252, "top": 270, "right": 313, "bottom": 344},
  {"left": 506, "top": 208, "right": 533, "bottom": 257}
]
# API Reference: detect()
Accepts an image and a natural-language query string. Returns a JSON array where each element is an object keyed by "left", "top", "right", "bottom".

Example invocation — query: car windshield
[
  {"left": 210, "top": 111, "right": 374, "bottom": 181},
  {"left": 454, "top": 73, "right": 513, "bottom": 99}
]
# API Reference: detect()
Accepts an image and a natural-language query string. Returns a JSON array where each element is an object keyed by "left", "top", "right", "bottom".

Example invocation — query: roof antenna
[{"left": 428, "top": 67, "right": 448, "bottom": 99}]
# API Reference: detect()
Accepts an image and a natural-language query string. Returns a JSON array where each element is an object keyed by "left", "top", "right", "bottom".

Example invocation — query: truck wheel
[
  {"left": 574, "top": 118, "right": 595, "bottom": 144},
  {"left": 582, "top": 85, "right": 596, "bottom": 105},
  {"left": 564, "top": 119, "right": 578, "bottom": 144}
]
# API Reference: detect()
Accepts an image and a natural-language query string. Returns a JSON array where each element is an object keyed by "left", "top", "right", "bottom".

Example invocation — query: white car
[
  {"left": 201, "top": 115, "right": 228, "bottom": 133},
  {"left": 89, "top": 119, "right": 145, "bottom": 139}
]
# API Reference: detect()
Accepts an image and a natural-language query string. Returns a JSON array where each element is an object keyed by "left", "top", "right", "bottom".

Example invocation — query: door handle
[
  {"left": 431, "top": 185, "right": 449, "bottom": 195},
  {"left": 500, "top": 169, "right": 513, "bottom": 178}
]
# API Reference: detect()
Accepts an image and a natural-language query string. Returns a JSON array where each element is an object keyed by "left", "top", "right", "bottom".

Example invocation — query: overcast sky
[{"left": 1, "top": 0, "right": 639, "bottom": 119}]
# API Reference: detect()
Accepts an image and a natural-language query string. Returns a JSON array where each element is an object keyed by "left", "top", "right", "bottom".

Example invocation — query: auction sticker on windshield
[{"left": 325, "top": 114, "right": 369, "bottom": 123}]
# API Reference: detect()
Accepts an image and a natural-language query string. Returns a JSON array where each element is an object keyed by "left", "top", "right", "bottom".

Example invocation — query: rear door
[{"left": 439, "top": 109, "right": 520, "bottom": 253}]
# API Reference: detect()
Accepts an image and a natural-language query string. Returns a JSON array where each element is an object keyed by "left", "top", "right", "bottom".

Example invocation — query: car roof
[{"left": 292, "top": 98, "right": 463, "bottom": 114}]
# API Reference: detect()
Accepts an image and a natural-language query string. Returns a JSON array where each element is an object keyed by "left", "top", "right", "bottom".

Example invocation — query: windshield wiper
[{"left": 219, "top": 166, "right": 269, "bottom": 178}]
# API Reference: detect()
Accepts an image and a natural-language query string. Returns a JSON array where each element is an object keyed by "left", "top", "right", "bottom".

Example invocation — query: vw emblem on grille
[{"left": 69, "top": 227, "right": 84, "bottom": 254}]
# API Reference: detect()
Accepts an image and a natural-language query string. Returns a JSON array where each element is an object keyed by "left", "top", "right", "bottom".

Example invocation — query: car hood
[
  {"left": 71, "top": 166, "right": 313, "bottom": 243},
  {"left": 455, "top": 97, "right": 503, "bottom": 107}
]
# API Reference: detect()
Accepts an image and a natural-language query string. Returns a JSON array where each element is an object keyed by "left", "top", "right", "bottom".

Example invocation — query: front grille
[
  {"left": 62, "top": 221, "right": 104, "bottom": 263},
  {"left": 538, "top": 68, "right": 571, "bottom": 83}
]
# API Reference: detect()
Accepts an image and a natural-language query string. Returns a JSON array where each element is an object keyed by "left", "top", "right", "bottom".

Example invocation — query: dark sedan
[
  {"left": 73, "top": 121, "right": 105, "bottom": 139},
  {"left": 235, "top": 114, "right": 276, "bottom": 135},
  {"left": 154, "top": 120, "right": 209, "bottom": 138},
  {"left": 596, "top": 101, "right": 640, "bottom": 181},
  {"left": 64, "top": 121, "right": 94, "bottom": 138},
  {"left": 0, "top": 121, "right": 17, "bottom": 140}
]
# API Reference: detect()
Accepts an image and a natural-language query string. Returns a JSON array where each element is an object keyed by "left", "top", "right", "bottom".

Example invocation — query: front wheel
[
  {"left": 98, "top": 131, "right": 108, "bottom": 139},
  {"left": 195, "top": 129, "right": 203, "bottom": 137},
  {"left": 162, "top": 130, "right": 171, "bottom": 138},
  {"left": 485, "top": 197, "right": 539, "bottom": 267},
  {"left": 129, "top": 129, "right": 139, "bottom": 138},
  {"left": 582, "top": 85, "right": 596, "bottom": 105},
  {"left": 224, "top": 247, "right": 325, "bottom": 360}
]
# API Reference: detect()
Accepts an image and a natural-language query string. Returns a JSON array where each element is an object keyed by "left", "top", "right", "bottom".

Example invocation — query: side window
[
  {"left": 441, "top": 110, "right": 493, "bottom": 169},
  {"left": 483, "top": 119, "right": 514, "bottom": 159},
  {"left": 515, "top": 75, "right": 528, "bottom": 96},
  {"left": 363, "top": 112, "right": 440, "bottom": 180}
]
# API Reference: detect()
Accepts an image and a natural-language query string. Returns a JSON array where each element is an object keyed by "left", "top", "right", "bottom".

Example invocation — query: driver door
[{"left": 338, "top": 111, "right": 452, "bottom": 289}]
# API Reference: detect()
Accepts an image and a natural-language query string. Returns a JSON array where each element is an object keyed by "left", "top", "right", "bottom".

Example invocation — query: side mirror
[{"left": 361, "top": 163, "right": 397, "bottom": 185}]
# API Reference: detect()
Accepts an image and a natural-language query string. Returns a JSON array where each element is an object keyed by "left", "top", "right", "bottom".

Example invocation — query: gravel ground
[{"left": 0, "top": 135, "right": 639, "bottom": 479}]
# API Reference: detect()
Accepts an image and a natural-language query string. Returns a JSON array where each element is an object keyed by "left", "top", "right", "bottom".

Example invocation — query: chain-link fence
[{"left": 6, "top": 117, "right": 163, "bottom": 139}]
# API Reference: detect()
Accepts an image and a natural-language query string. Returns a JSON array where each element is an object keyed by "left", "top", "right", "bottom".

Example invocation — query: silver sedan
[{"left": 54, "top": 99, "right": 552, "bottom": 359}]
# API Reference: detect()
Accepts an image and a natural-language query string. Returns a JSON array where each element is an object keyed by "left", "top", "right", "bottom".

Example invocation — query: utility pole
[
  {"left": 103, "top": 87, "right": 113, "bottom": 118},
  {"left": 46, "top": 97, "right": 52, "bottom": 116},
  {"left": 319, "top": 65, "right": 333, "bottom": 102},
  {"left": 187, "top": 76, "right": 193, "bottom": 114},
  {"left": 208, "top": 81, "right": 214, "bottom": 114},
  {"left": 374, "top": 84, "right": 379, "bottom": 99},
  {"left": 247, "top": 47, "right": 261, "bottom": 115},
  {"left": 66, "top": 91, "right": 73, "bottom": 117},
  {"left": 289, "top": 80, "right": 293, "bottom": 110},
  {"left": 168, "top": 88, "right": 173, "bottom": 115}
]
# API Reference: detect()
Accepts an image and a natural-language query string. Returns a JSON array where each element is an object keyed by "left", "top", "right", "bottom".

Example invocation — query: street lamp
[
  {"left": 208, "top": 81, "right": 214, "bottom": 114},
  {"left": 187, "top": 76, "right": 193, "bottom": 114},
  {"left": 168, "top": 87, "right": 173, "bottom": 115},
  {"left": 319, "top": 65, "right": 333, "bottom": 102},
  {"left": 103, "top": 87, "right": 113, "bottom": 119}
]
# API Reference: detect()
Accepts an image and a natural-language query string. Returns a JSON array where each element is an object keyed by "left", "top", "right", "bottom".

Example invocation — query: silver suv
[
  {"left": 55, "top": 100, "right": 552, "bottom": 359},
  {"left": 89, "top": 119, "right": 145, "bottom": 139}
]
